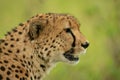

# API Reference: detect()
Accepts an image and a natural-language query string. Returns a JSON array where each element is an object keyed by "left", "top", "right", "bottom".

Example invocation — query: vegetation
[{"left": 0, "top": 0, "right": 120, "bottom": 80}]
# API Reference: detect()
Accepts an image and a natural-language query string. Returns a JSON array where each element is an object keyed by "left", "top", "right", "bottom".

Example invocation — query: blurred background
[{"left": 0, "top": 0, "right": 120, "bottom": 80}]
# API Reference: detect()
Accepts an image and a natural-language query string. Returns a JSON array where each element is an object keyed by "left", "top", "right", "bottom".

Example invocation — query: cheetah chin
[
  {"left": 63, "top": 48, "right": 87, "bottom": 63},
  {"left": 63, "top": 48, "right": 79, "bottom": 61}
]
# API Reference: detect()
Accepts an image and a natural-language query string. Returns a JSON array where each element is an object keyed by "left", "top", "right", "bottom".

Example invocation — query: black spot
[
  {"left": 10, "top": 38, "right": 15, "bottom": 41},
  {"left": 8, "top": 50, "right": 12, "bottom": 53},
  {"left": 4, "top": 53, "right": 9, "bottom": 55},
  {"left": 11, "top": 64, "right": 15, "bottom": 68},
  {"left": 0, "top": 39, "right": 5, "bottom": 43},
  {"left": 17, "top": 66, "right": 21, "bottom": 69},
  {"left": 8, "top": 67, "right": 12, "bottom": 71},
  {"left": 15, "top": 70, "right": 19, "bottom": 73},
  {"left": 15, "top": 74, "right": 19, "bottom": 78},
  {"left": 50, "top": 45, "right": 56, "bottom": 48},
  {"left": 23, "top": 48, "right": 26, "bottom": 51},
  {"left": 38, "top": 55, "right": 41, "bottom": 58},
  {"left": 7, "top": 71, "right": 11, "bottom": 75},
  {"left": 50, "top": 37, "right": 52, "bottom": 40},
  {"left": 36, "top": 14, "right": 39, "bottom": 17},
  {"left": 6, "top": 77, "right": 10, "bottom": 80},
  {"left": 0, "top": 74, "right": 3, "bottom": 79},
  {"left": 4, "top": 60, "right": 9, "bottom": 63},
  {"left": 4, "top": 43, "right": 8, "bottom": 46},
  {"left": 23, "top": 27, "right": 25, "bottom": 30},
  {"left": 7, "top": 32, "right": 11, "bottom": 35},
  {"left": 30, "top": 56, "right": 33, "bottom": 59},
  {"left": 41, "top": 57, "right": 45, "bottom": 61},
  {"left": 16, "top": 38, "right": 19, "bottom": 42},
  {"left": 25, "top": 73, "right": 29, "bottom": 77},
  {"left": 26, "top": 70, "right": 28, "bottom": 73},
  {"left": 10, "top": 35, "right": 13, "bottom": 37},
  {"left": 40, "top": 64, "right": 46, "bottom": 68},
  {"left": 30, "top": 77, "right": 33, "bottom": 80},
  {"left": 23, "top": 55, "right": 25, "bottom": 58},
  {"left": 50, "top": 45, "right": 53, "bottom": 48},
  {"left": 20, "top": 70, "right": 23, "bottom": 73},
  {"left": 56, "top": 35, "right": 59, "bottom": 38},
  {"left": 37, "top": 76, "right": 41, "bottom": 79},
  {"left": 16, "top": 49, "right": 20, "bottom": 53},
  {"left": 45, "top": 48, "right": 48, "bottom": 51},
  {"left": 39, "top": 15, "right": 43, "bottom": 18},
  {"left": 31, "top": 16, "right": 34, "bottom": 18},
  {"left": 12, "top": 28, "right": 17, "bottom": 32},
  {"left": 5, "top": 34, "right": 8, "bottom": 36},
  {"left": 46, "top": 40, "right": 49, "bottom": 42},
  {"left": 19, "top": 23, "right": 24, "bottom": 26},
  {"left": 47, "top": 51, "right": 51, "bottom": 56},
  {"left": 23, "top": 40, "right": 27, "bottom": 43},
  {"left": 34, "top": 76, "right": 37, "bottom": 79},
  {"left": 0, "top": 66, "right": 5, "bottom": 71},
  {"left": 38, "top": 55, "right": 45, "bottom": 61},
  {"left": 10, "top": 44, "right": 14, "bottom": 47},
  {"left": 20, "top": 59, "right": 23, "bottom": 62},
  {"left": 18, "top": 32, "right": 22, "bottom": 35},
  {"left": 20, "top": 77, "right": 25, "bottom": 80},
  {"left": 24, "top": 60, "right": 27, "bottom": 64},
  {"left": 40, "top": 64, "right": 46, "bottom": 71},
  {"left": 0, "top": 61, "right": 2, "bottom": 64},
  {"left": 13, "top": 58, "right": 18, "bottom": 61},
  {"left": 52, "top": 40, "right": 55, "bottom": 43},
  {"left": 3, "top": 47, "right": 5, "bottom": 49},
  {"left": 27, "top": 20, "right": 30, "bottom": 23},
  {"left": 40, "top": 52, "right": 43, "bottom": 55},
  {"left": 28, "top": 61, "right": 31, "bottom": 65},
  {"left": 53, "top": 46, "right": 56, "bottom": 48},
  {"left": 46, "top": 19, "right": 49, "bottom": 24},
  {"left": 45, "top": 15, "right": 49, "bottom": 18},
  {"left": 0, "top": 48, "right": 2, "bottom": 53},
  {"left": 21, "top": 63, "right": 25, "bottom": 67},
  {"left": 29, "top": 69, "right": 32, "bottom": 72}
]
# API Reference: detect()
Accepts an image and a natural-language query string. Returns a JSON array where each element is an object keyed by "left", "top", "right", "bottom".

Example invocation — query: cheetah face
[
  {"left": 49, "top": 18, "right": 89, "bottom": 64},
  {"left": 57, "top": 27, "right": 89, "bottom": 64},
  {"left": 28, "top": 13, "right": 89, "bottom": 64}
]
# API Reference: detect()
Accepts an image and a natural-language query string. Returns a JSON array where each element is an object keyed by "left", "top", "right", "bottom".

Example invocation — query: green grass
[{"left": 0, "top": 0, "right": 120, "bottom": 80}]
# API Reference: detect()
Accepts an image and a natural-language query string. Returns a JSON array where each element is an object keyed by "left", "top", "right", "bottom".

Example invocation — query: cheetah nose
[{"left": 81, "top": 42, "right": 89, "bottom": 49}]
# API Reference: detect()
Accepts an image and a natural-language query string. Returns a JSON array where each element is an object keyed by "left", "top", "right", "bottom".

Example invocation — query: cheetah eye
[{"left": 65, "top": 28, "right": 71, "bottom": 33}]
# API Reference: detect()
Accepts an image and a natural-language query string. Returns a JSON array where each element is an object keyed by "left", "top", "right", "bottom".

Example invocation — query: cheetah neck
[
  {"left": 32, "top": 56, "right": 56, "bottom": 80},
  {"left": 1, "top": 23, "right": 57, "bottom": 80},
  {"left": 31, "top": 42, "right": 57, "bottom": 79},
  {"left": 0, "top": 23, "right": 29, "bottom": 54},
  {"left": 3, "top": 26, "right": 55, "bottom": 80}
]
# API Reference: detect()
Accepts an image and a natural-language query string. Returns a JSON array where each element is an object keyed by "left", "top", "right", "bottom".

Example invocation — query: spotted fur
[{"left": 0, "top": 13, "right": 89, "bottom": 80}]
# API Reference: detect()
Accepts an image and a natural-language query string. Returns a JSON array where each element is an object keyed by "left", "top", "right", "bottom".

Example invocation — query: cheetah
[{"left": 0, "top": 13, "right": 89, "bottom": 80}]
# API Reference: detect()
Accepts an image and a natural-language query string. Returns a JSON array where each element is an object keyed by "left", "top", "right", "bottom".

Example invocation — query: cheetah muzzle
[
  {"left": 63, "top": 48, "right": 79, "bottom": 61},
  {"left": 63, "top": 28, "right": 89, "bottom": 62}
]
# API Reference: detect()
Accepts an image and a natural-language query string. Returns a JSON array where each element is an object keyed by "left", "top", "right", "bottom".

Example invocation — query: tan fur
[{"left": 0, "top": 13, "right": 89, "bottom": 80}]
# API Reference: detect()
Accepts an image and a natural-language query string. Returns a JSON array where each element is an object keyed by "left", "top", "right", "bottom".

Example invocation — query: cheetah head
[{"left": 28, "top": 13, "right": 89, "bottom": 64}]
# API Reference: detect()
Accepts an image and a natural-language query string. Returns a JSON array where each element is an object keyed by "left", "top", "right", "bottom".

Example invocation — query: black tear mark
[{"left": 65, "top": 28, "right": 76, "bottom": 47}]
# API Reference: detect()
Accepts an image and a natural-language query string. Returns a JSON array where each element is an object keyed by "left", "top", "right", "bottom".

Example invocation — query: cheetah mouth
[{"left": 63, "top": 48, "right": 79, "bottom": 61}]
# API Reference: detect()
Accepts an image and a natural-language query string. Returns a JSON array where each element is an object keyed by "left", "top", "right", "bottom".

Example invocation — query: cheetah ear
[{"left": 28, "top": 21, "right": 44, "bottom": 40}]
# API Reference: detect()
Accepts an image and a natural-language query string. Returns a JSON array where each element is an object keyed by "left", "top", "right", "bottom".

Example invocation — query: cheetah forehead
[{"left": 29, "top": 13, "right": 80, "bottom": 28}]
